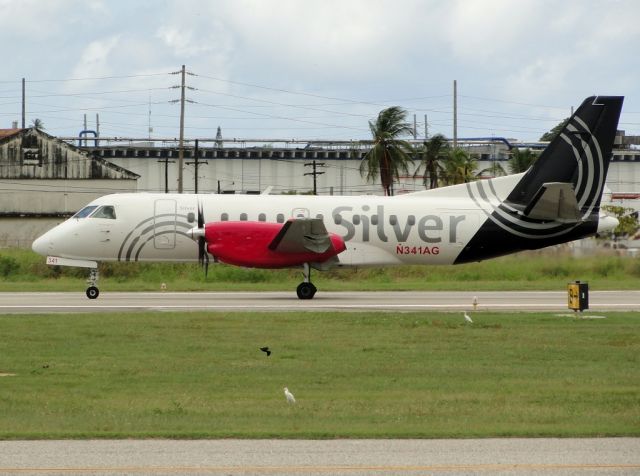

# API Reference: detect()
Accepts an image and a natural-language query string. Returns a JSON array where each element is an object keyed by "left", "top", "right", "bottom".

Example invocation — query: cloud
[{"left": 68, "top": 36, "right": 121, "bottom": 81}]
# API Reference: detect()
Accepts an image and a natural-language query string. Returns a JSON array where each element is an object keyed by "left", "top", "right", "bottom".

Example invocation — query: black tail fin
[
  {"left": 507, "top": 96, "right": 623, "bottom": 217},
  {"left": 455, "top": 96, "right": 623, "bottom": 264}
]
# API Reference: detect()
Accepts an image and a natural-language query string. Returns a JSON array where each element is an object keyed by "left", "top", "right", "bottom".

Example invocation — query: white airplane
[{"left": 32, "top": 96, "right": 623, "bottom": 300}]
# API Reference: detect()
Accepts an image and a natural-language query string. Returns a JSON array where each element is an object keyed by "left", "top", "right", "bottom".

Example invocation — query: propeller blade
[
  {"left": 196, "top": 200, "right": 209, "bottom": 276},
  {"left": 198, "top": 201, "right": 204, "bottom": 228},
  {"left": 199, "top": 236, "right": 209, "bottom": 276}
]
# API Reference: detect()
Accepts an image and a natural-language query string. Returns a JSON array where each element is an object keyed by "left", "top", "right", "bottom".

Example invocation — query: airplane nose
[{"left": 32, "top": 233, "right": 51, "bottom": 256}]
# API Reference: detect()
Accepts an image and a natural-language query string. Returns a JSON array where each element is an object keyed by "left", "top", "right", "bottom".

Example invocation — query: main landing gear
[
  {"left": 86, "top": 268, "right": 99, "bottom": 299},
  {"left": 296, "top": 263, "right": 317, "bottom": 300}
]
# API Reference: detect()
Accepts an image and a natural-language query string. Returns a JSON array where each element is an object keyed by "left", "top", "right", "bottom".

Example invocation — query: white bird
[
  {"left": 284, "top": 387, "right": 296, "bottom": 404},
  {"left": 464, "top": 311, "right": 473, "bottom": 324}
]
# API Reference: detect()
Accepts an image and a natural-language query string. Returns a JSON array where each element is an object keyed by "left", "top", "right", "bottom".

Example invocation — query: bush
[{"left": 0, "top": 255, "right": 20, "bottom": 277}]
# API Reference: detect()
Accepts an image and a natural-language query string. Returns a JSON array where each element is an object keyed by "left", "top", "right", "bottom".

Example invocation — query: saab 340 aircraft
[{"left": 32, "top": 96, "right": 623, "bottom": 299}]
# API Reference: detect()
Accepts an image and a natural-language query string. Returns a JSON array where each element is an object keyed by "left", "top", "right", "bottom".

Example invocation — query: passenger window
[
  {"left": 316, "top": 214, "right": 324, "bottom": 220},
  {"left": 221, "top": 213, "right": 229, "bottom": 221},
  {"left": 352, "top": 215, "right": 361, "bottom": 225},
  {"left": 73, "top": 205, "right": 97, "bottom": 219},
  {"left": 276, "top": 213, "right": 285, "bottom": 223},
  {"left": 91, "top": 205, "right": 116, "bottom": 219},
  {"left": 389, "top": 215, "right": 398, "bottom": 226},
  {"left": 187, "top": 212, "right": 195, "bottom": 223},
  {"left": 371, "top": 215, "right": 378, "bottom": 225},
  {"left": 240, "top": 213, "right": 248, "bottom": 221},
  {"left": 258, "top": 213, "right": 266, "bottom": 222}
]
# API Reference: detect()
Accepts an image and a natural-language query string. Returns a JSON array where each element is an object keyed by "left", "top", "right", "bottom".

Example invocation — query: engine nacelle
[{"left": 204, "top": 221, "right": 346, "bottom": 268}]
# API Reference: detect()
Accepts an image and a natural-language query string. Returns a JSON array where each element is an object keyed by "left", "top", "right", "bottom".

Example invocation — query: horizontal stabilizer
[
  {"left": 521, "top": 182, "right": 580, "bottom": 222},
  {"left": 268, "top": 218, "right": 332, "bottom": 253}
]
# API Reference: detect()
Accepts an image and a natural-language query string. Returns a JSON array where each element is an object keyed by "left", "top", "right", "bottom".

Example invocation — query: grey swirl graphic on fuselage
[
  {"left": 117, "top": 214, "right": 195, "bottom": 261},
  {"left": 467, "top": 116, "right": 601, "bottom": 240}
]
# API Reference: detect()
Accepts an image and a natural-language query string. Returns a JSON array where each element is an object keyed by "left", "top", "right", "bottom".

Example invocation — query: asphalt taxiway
[
  {"left": 0, "top": 290, "right": 638, "bottom": 313},
  {"left": 0, "top": 438, "right": 639, "bottom": 475}
]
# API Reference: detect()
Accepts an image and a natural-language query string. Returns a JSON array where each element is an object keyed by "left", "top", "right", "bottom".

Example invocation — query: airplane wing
[
  {"left": 521, "top": 182, "right": 581, "bottom": 222},
  {"left": 268, "top": 218, "right": 333, "bottom": 253}
]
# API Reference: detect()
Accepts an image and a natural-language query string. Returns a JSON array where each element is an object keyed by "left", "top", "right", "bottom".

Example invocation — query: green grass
[
  {"left": 1, "top": 247, "right": 640, "bottom": 292},
  {"left": 0, "top": 310, "right": 638, "bottom": 439}
]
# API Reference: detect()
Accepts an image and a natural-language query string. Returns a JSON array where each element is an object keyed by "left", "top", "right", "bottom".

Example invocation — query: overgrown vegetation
[
  {"left": 0, "top": 310, "right": 637, "bottom": 438},
  {"left": 0, "top": 247, "right": 639, "bottom": 292}
]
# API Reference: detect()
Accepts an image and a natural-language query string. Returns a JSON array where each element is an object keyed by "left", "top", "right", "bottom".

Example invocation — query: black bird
[{"left": 260, "top": 346, "right": 271, "bottom": 356}]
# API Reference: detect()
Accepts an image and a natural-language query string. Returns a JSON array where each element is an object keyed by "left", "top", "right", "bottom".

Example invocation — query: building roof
[{"left": 0, "top": 128, "right": 22, "bottom": 140}]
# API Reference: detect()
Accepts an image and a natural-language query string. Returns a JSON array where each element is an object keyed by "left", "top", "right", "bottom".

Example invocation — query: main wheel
[
  {"left": 86, "top": 286, "right": 100, "bottom": 300},
  {"left": 296, "top": 282, "right": 317, "bottom": 300}
]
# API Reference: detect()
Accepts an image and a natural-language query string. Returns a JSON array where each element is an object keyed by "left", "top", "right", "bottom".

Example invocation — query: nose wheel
[
  {"left": 296, "top": 263, "right": 317, "bottom": 300},
  {"left": 86, "top": 286, "right": 99, "bottom": 299},
  {"left": 86, "top": 268, "right": 100, "bottom": 300}
]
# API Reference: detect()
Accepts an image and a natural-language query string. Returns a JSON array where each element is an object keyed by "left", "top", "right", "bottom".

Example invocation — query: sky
[{"left": 1, "top": 0, "right": 639, "bottom": 143}]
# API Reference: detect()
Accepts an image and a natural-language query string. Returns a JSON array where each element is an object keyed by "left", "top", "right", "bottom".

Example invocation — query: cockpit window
[
  {"left": 73, "top": 205, "right": 98, "bottom": 219},
  {"left": 91, "top": 205, "right": 116, "bottom": 219}
]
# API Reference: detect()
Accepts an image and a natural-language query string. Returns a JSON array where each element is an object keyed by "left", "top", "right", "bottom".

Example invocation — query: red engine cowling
[{"left": 204, "top": 221, "right": 346, "bottom": 268}]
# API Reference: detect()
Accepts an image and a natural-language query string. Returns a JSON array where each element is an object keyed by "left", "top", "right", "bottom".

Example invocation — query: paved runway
[
  {"left": 0, "top": 290, "right": 638, "bottom": 313},
  {"left": 1, "top": 438, "right": 639, "bottom": 475}
]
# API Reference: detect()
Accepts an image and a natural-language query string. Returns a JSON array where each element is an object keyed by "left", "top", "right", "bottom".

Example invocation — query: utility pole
[
  {"left": 413, "top": 114, "right": 417, "bottom": 139},
  {"left": 83, "top": 114, "right": 87, "bottom": 146},
  {"left": 424, "top": 114, "right": 428, "bottom": 139},
  {"left": 157, "top": 157, "right": 175, "bottom": 193},
  {"left": 178, "top": 64, "right": 186, "bottom": 193},
  {"left": 453, "top": 79, "right": 458, "bottom": 149},
  {"left": 186, "top": 139, "right": 208, "bottom": 194},
  {"left": 96, "top": 114, "right": 100, "bottom": 147},
  {"left": 21, "top": 78, "right": 25, "bottom": 128},
  {"left": 304, "top": 160, "right": 325, "bottom": 195}
]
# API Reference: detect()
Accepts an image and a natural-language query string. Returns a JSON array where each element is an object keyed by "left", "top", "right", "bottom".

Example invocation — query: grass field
[
  {"left": 0, "top": 310, "right": 638, "bottom": 439},
  {"left": 1, "top": 247, "right": 640, "bottom": 292}
]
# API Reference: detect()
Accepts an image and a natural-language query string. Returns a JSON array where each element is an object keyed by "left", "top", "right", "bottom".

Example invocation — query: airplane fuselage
[{"left": 34, "top": 191, "right": 490, "bottom": 267}]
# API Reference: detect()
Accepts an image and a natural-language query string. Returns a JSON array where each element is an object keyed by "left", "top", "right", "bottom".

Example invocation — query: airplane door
[
  {"left": 292, "top": 208, "right": 310, "bottom": 219},
  {"left": 154, "top": 199, "right": 176, "bottom": 249}
]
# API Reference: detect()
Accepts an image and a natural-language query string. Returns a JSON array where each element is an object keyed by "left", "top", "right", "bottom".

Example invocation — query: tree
[
  {"left": 440, "top": 148, "right": 477, "bottom": 185},
  {"left": 414, "top": 133, "right": 449, "bottom": 189},
  {"left": 31, "top": 118, "right": 44, "bottom": 131},
  {"left": 601, "top": 205, "right": 639, "bottom": 239},
  {"left": 478, "top": 160, "right": 507, "bottom": 179},
  {"left": 508, "top": 148, "right": 538, "bottom": 174},
  {"left": 360, "top": 106, "right": 415, "bottom": 196},
  {"left": 540, "top": 117, "right": 569, "bottom": 141}
]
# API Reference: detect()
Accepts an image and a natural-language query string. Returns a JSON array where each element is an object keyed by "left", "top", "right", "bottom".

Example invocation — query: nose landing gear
[
  {"left": 86, "top": 268, "right": 99, "bottom": 299},
  {"left": 296, "top": 263, "right": 317, "bottom": 300}
]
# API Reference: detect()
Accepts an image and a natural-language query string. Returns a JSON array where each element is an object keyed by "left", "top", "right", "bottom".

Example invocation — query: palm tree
[
  {"left": 508, "top": 148, "right": 538, "bottom": 173},
  {"left": 478, "top": 159, "right": 507, "bottom": 179},
  {"left": 31, "top": 118, "right": 44, "bottom": 131},
  {"left": 360, "top": 106, "right": 415, "bottom": 196},
  {"left": 415, "top": 134, "right": 449, "bottom": 189},
  {"left": 441, "top": 148, "right": 478, "bottom": 185}
]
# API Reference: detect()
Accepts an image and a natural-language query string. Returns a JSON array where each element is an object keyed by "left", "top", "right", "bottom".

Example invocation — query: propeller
[{"left": 189, "top": 201, "right": 209, "bottom": 276}]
